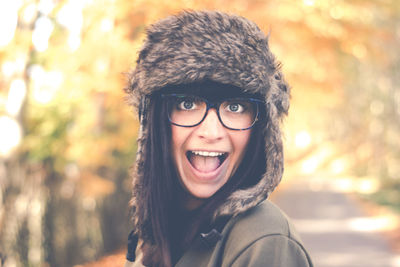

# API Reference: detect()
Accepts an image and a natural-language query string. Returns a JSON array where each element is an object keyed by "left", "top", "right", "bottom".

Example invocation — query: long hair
[
  {"left": 139, "top": 82, "right": 267, "bottom": 267},
  {"left": 139, "top": 93, "right": 177, "bottom": 266}
]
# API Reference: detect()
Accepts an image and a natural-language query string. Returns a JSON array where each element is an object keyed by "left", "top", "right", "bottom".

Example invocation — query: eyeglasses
[{"left": 161, "top": 94, "right": 264, "bottom": 130}]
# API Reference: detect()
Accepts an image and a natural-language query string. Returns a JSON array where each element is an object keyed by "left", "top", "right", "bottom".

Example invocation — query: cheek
[
  {"left": 228, "top": 130, "right": 252, "bottom": 174},
  {"left": 171, "top": 127, "right": 181, "bottom": 162},
  {"left": 171, "top": 126, "right": 190, "bottom": 162},
  {"left": 234, "top": 131, "right": 252, "bottom": 156}
]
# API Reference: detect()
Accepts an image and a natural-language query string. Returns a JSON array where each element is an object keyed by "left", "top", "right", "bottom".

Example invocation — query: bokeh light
[
  {"left": 295, "top": 130, "right": 312, "bottom": 149},
  {"left": 0, "top": 116, "right": 22, "bottom": 157},
  {"left": 0, "top": 1, "right": 21, "bottom": 47},
  {"left": 32, "top": 16, "right": 54, "bottom": 52},
  {"left": 6, "top": 79, "right": 27, "bottom": 116}
]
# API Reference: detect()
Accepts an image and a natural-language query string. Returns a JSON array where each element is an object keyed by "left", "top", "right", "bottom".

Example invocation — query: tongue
[{"left": 190, "top": 155, "right": 220, "bottom": 172}]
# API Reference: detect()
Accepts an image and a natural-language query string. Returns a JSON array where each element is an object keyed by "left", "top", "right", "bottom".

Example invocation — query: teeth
[{"left": 192, "top": 151, "right": 224, "bottom": 157}]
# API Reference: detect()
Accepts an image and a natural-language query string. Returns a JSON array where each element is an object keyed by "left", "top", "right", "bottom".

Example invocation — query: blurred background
[{"left": 0, "top": 0, "right": 399, "bottom": 266}]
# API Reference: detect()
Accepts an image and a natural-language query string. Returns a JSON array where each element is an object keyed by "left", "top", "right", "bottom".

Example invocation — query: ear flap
[
  {"left": 138, "top": 96, "right": 148, "bottom": 122},
  {"left": 272, "top": 70, "right": 290, "bottom": 116}
]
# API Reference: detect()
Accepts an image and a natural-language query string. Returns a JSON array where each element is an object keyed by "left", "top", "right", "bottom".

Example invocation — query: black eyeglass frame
[{"left": 161, "top": 93, "right": 265, "bottom": 131}]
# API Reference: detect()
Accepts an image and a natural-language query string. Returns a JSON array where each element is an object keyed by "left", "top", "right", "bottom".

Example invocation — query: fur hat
[{"left": 126, "top": 10, "right": 290, "bottom": 229}]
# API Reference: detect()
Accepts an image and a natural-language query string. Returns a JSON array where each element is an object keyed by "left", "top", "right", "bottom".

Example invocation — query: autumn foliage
[{"left": 0, "top": 0, "right": 399, "bottom": 266}]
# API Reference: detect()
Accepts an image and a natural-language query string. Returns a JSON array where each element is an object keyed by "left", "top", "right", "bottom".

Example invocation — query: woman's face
[{"left": 171, "top": 96, "right": 251, "bottom": 209}]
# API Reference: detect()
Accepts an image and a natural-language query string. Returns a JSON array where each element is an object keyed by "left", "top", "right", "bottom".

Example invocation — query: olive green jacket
[{"left": 125, "top": 200, "right": 313, "bottom": 267}]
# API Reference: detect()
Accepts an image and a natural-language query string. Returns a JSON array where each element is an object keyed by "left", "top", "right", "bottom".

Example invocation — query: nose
[{"left": 196, "top": 109, "right": 225, "bottom": 141}]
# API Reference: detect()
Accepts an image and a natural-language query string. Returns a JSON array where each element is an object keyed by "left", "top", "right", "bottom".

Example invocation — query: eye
[
  {"left": 226, "top": 103, "right": 244, "bottom": 113},
  {"left": 176, "top": 97, "right": 198, "bottom": 111},
  {"left": 180, "top": 100, "right": 194, "bottom": 110}
]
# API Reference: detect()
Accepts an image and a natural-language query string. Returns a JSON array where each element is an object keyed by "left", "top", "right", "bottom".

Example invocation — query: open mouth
[{"left": 186, "top": 151, "right": 228, "bottom": 173}]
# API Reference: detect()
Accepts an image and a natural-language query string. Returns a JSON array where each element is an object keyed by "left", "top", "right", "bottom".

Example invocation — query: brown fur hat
[{"left": 126, "top": 10, "right": 290, "bottom": 231}]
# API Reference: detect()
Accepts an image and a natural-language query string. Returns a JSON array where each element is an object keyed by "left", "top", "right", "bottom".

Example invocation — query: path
[{"left": 271, "top": 176, "right": 400, "bottom": 267}]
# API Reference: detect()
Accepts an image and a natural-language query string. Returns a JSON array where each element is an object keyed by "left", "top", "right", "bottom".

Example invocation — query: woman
[{"left": 125, "top": 10, "right": 313, "bottom": 267}]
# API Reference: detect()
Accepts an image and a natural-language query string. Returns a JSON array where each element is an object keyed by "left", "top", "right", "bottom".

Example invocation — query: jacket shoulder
[
  {"left": 228, "top": 200, "right": 298, "bottom": 240},
  {"left": 221, "top": 200, "right": 312, "bottom": 266}
]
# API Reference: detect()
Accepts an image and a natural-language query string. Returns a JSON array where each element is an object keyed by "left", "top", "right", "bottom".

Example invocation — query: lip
[
  {"left": 185, "top": 151, "right": 229, "bottom": 181},
  {"left": 189, "top": 149, "right": 228, "bottom": 154}
]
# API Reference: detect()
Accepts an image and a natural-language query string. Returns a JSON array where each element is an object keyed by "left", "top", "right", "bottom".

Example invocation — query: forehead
[{"left": 161, "top": 81, "right": 259, "bottom": 100}]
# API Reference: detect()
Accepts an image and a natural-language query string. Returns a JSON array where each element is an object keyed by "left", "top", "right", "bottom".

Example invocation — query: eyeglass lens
[{"left": 166, "top": 95, "right": 258, "bottom": 130}]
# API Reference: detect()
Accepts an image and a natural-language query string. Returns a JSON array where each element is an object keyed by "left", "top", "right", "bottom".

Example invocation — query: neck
[{"left": 178, "top": 187, "right": 205, "bottom": 211}]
